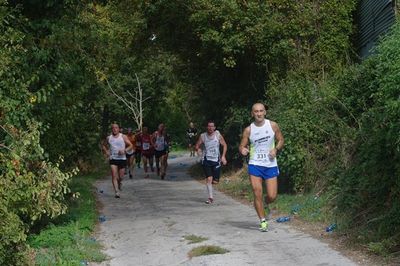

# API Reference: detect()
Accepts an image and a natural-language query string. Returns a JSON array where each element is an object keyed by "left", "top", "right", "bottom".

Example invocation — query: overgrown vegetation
[
  {"left": 333, "top": 21, "right": 400, "bottom": 254},
  {"left": 28, "top": 167, "right": 107, "bottom": 265}
]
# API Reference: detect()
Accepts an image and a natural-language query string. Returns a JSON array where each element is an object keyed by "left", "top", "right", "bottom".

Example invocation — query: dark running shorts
[
  {"left": 109, "top": 159, "right": 127, "bottom": 168},
  {"left": 142, "top": 152, "right": 154, "bottom": 159},
  {"left": 155, "top": 150, "right": 167, "bottom": 158},
  {"left": 202, "top": 158, "right": 221, "bottom": 180}
]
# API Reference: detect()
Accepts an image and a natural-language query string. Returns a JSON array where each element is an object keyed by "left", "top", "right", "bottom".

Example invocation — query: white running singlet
[
  {"left": 201, "top": 130, "right": 221, "bottom": 162},
  {"left": 248, "top": 119, "right": 277, "bottom": 167},
  {"left": 155, "top": 134, "right": 165, "bottom": 151},
  {"left": 108, "top": 133, "right": 126, "bottom": 160}
]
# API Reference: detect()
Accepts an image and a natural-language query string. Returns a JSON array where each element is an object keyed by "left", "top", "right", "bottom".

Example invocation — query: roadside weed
[
  {"left": 184, "top": 234, "right": 208, "bottom": 244},
  {"left": 188, "top": 245, "right": 229, "bottom": 258}
]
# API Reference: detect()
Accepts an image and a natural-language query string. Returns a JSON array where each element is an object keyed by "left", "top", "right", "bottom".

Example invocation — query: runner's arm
[
  {"left": 269, "top": 121, "right": 284, "bottom": 158},
  {"left": 239, "top": 127, "right": 250, "bottom": 156},
  {"left": 219, "top": 135, "right": 228, "bottom": 165}
]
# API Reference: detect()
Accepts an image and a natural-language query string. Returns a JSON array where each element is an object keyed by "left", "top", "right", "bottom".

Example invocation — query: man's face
[
  {"left": 189, "top": 122, "right": 194, "bottom": 128},
  {"left": 251, "top": 104, "right": 266, "bottom": 122},
  {"left": 111, "top": 124, "right": 120, "bottom": 135},
  {"left": 206, "top": 123, "right": 216, "bottom": 134},
  {"left": 142, "top": 127, "right": 148, "bottom": 134}
]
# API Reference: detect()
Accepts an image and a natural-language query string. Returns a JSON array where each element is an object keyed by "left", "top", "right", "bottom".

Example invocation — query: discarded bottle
[
  {"left": 326, "top": 223, "right": 337, "bottom": 232},
  {"left": 291, "top": 204, "right": 301, "bottom": 214},
  {"left": 276, "top": 216, "right": 291, "bottom": 223},
  {"left": 99, "top": 215, "right": 106, "bottom": 223}
]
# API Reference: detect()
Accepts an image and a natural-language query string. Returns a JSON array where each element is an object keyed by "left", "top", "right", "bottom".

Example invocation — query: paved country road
[{"left": 93, "top": 154, "right": 357, "bottom": 266}]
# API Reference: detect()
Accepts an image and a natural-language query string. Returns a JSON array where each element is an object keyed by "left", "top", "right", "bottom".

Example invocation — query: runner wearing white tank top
[
  {"left": 195, "top": 121, "right": 228, "bottom": 204},
  {"left": 239, "top": 103, "right": 284, "bottom": 232},
  {"left": 102, "top": 123, "right": 133, "bottom": 198},
  {"left": 153, "top": 123, "right": 169, "bottom": 179}
]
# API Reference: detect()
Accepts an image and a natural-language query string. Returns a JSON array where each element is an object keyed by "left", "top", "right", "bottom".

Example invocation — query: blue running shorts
[{"left": 248, "top": 164, "right": 279, "bottom": 180}]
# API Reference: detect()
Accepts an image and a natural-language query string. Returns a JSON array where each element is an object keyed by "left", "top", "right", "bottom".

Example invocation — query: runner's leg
[
  {"left": 250, "top": 175, "right": 265, "bottom": 219},
  {"left": 111, "top": 164, "right": 120, "bottom": 196}
]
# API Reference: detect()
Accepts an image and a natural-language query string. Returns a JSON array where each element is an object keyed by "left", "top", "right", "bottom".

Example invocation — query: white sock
[{"left": 206, "top": 183, "right": 213, "bottom": 199}]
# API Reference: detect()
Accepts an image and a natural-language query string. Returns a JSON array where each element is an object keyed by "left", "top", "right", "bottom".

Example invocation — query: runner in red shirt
[{"left": 141, "top": 126, "right": 155, "bottom": 178}]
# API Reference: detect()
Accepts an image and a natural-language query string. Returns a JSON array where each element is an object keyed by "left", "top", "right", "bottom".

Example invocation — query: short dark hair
[{"left": 206, "top": 120, "right": 215, "bottom": 126}]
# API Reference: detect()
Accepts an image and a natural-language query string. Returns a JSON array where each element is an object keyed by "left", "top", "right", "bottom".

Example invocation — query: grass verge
[
  {"left": 196, "top": 164, "right": 336, "bottom": 225},
  {"left": 188, "top": 245, "right": 229, "bottom": 258},
  {"left": 28, "top": 167, "right": 107, "bottom": 265}
]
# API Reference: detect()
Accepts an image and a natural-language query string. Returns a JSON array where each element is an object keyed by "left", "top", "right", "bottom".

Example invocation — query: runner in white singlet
[
  {"left": 102, "top": 123, "right": 133, "bottom": 198},
  {"left": 239, "top": 103, "right": 284, "bottom": 232},
  {"left": 153, "top": 123, "right": 168, "bottom": 179},
  {"left": 195, "top": 120, "right": 227, "bottom": 204}
]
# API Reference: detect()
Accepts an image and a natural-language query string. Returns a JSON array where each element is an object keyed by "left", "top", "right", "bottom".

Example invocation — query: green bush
[
  {"left": 266, "top": 73, "right": 354, "bottom": 193},
  {"left": 335, "top": 20, "right": 400, "bottom": 253},
  {"left": 1, "top": 5, "right": 75, "bottom": 263},
  {"left": 0, "top": 122, "right": 76, "bottom": 265}
]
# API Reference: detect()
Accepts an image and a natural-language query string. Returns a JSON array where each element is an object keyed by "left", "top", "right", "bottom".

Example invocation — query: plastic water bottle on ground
[
  {"left": 276, "top": 216, "right": 291, "bottom": 223},
  {"left": 326, "top": 223, "right": 337, "bottom": 232},
  {"left": 99, "top": 215, "right": 106, "bottom": 223}
]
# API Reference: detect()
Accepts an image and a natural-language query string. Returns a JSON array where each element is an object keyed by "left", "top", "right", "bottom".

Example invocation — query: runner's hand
[
  {"left": 240, "top": 146, "right": 249, "bottom": 156},
  {"left": 221, "top": 156, "right": 227, "bottom": 165},
  {"left": 268, "top": 148, "right": 277, "bottom": 159}
]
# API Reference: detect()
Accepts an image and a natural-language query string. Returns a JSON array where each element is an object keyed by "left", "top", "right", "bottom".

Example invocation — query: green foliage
[
  {"left": 334, "top": 20, "right": 400, "bottom": 253},
  {"left": 0, "top": 2, "right": 78, "bottom": 264},
  {"left": 266, "top": 73, "right": 354, "bottom": 192},
  {"left": 28, "top": 170, "right": 107, "bottom": 265},
  {"left": 140, "top": 1, "right": 357, "bottom": 168},
  {"left": 0, "top": 121, "right": 75, "bottom": 265}
]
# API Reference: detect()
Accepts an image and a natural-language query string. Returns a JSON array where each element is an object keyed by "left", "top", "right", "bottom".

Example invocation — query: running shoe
[
  {"left": 205, "top": 198, "right": 214, "bottom": 204},
  {"left": 259, "top": 220, "right": 268, "bottom": 232},
  {"left": 115, "top": 192, "right": 120, "bottom": 198}
]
